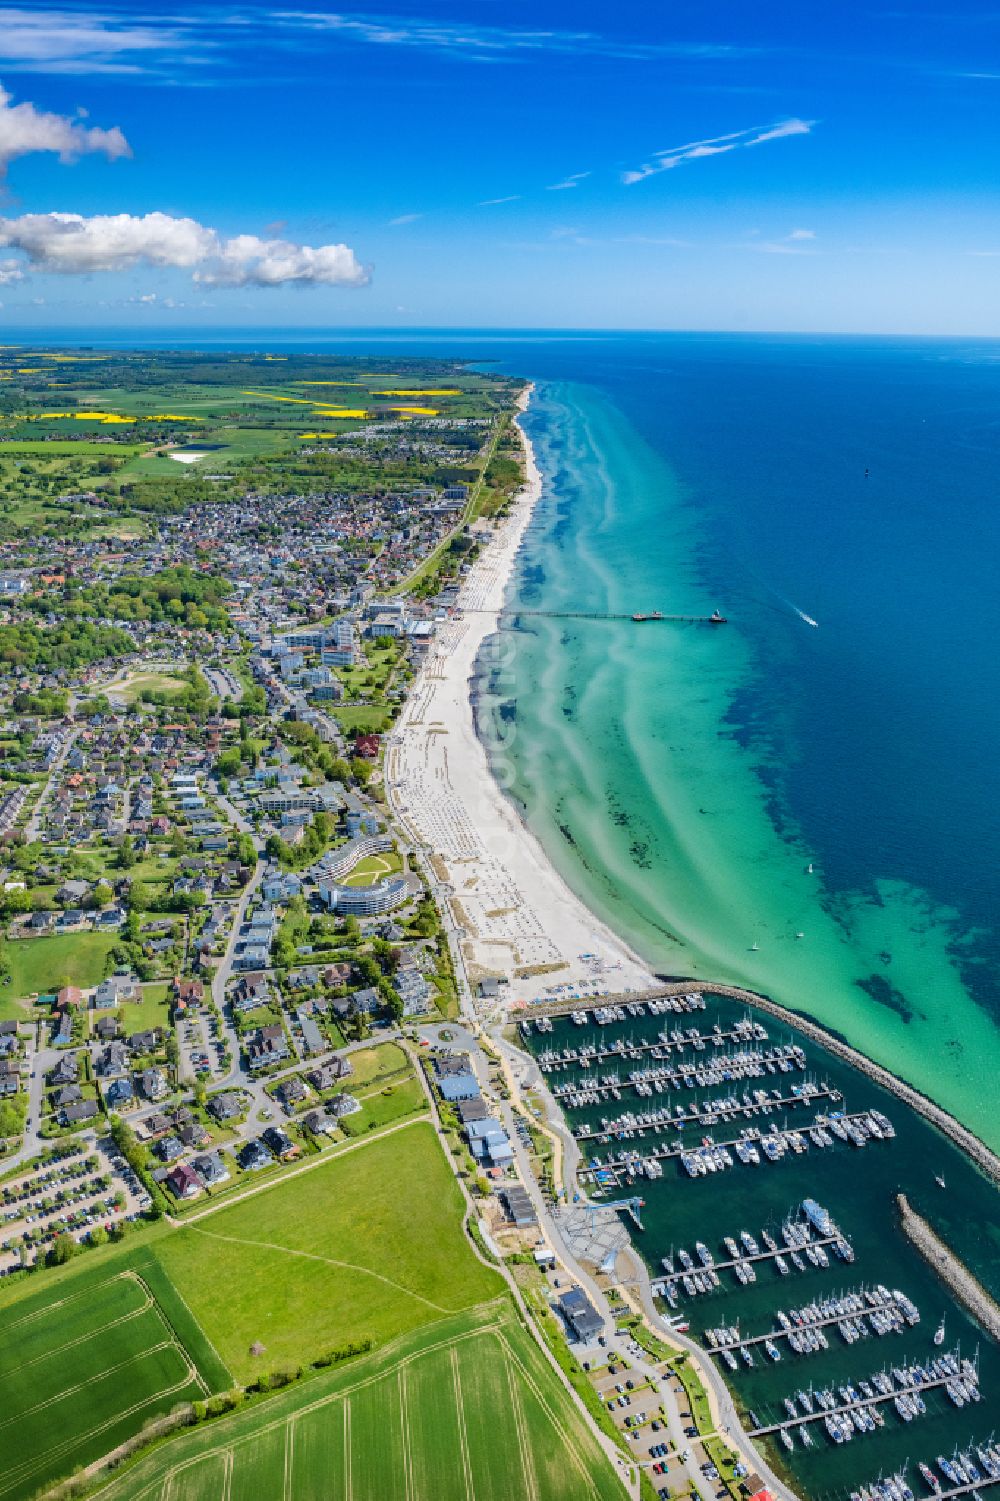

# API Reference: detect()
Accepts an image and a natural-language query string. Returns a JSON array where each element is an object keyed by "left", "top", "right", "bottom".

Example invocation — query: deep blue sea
[{"left": 20, "top": 328, "right": 1000, "bottom": 1138}]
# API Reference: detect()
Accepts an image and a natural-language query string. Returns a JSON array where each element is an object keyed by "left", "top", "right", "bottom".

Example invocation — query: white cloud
[
  {"left": 0, "top": 10, "right": 184, "bottom": 76},
  {"left": 0, "top": 211, "right": 371, "bottom": 288},
  {"left": 623, "top": 118, "right": 814, "bottom": 184},
  {"left": 788, "top": 227, "right": 815, "bottom": 240},
  {"left": 387, "top": 212, "right": 422, "bottom": 226},
  {"left": 0, "top": 82, "right": 130, "bottom": 175},
  {"left": 547, "top": 171, "right": 590, "bottom": 191},
  {"left": 0, "top": 256, "right": 24, "bottom": 283},
  {"left": 478, "top": 194, "right": 520, "bottom": 206}
]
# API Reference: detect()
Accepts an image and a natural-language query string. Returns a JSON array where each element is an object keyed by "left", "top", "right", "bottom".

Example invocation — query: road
[
  {"left": 24, "top": 728, "right": 78, "bottom": 841},
  {"left": 212, "top": 857, "right": 266, "bottom": 1092}
]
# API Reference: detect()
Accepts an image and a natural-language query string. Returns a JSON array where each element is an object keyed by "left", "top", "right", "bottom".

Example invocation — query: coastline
[
  {"left": 387, "top": 386, "right": 1000, "bottom": 1186},
  {"left": 386, "top": 383, "right": 655, "bottom": 1012},
  {"left": 386, "top": 384, "right": 999, "bottom": 1501}
]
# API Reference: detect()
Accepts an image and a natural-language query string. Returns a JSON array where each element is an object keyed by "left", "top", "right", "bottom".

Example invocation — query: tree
[
  {"left": 48, "top": 1232, "right": 79, "bottom": 1266},
  {"left": 92, "top": 881, "right": 113, "bottom": 910},
  {"left": 118, "top": 835, "right": 136, "bottom": 870}
]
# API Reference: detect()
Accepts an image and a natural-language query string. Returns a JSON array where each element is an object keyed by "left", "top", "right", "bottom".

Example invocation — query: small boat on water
[
  {"left": 935, "top": 1174, "right": 947, "bottom": 1189},
  {"left": 934, "top": 1316, "right": 946, "bottom": 1346}
]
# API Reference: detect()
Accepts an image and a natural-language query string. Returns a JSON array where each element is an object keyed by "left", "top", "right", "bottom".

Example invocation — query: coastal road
[
  {"left": 489, "top": 1028, "right": 800, "bottom": 1501},
  {"left": 406, "top": 1041, "right": 641, "bottom": 1501}
]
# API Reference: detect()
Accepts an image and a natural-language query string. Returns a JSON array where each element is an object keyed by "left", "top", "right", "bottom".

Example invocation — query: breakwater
[
  {"left": 522, "top": 980, "right": 1000, "bottom": 1189},
  {"left": 897, "top": 1193, "right": 1000, "bottom": 1341}
]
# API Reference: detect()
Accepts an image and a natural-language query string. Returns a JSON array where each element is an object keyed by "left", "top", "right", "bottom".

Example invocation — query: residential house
[
  {"left": 193, "top": 1151, "right": 230, "bottom": 1187},
  {"left": 246, "top": 1024, "right": 289, "bottom": 1073},
  {"left": 61, "top": 1099, "right": 98, "bottom": 1126},
  {"left": 96, "top": 1041, "right": 130, "bottom": 1078},
  {"left": 48, "top": 1052, "right": 79, "bottom": 1086},
  {"left": 238, "top": 1138, "right": 273, "bottom": 1172},
  {"left": 308, "top": 1055, "right": 352, "bottom": 1092},
  {"left": 274, "top": 1075, "right": 309, "bottom": 1112},
  {"left": 104, "top": 1076, "right": 134, "bottom": 1108},
  {"left": 262, "top": 1125, "right": 299, "bottom": 1160},
  {"left": 139, "top": 1066, "right": 169, "bottom": 1101},
  {"left": 156, "top": 1134, "right": 184, "bottom": 1163},
  {"left": 166, "top": 1162, "right": 202, "bottom": 1200}
]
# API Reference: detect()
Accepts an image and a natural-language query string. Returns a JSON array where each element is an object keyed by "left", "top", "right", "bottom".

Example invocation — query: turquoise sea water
[{"left": 473, "top": 335, "right": 1000, "bottom": 1150}]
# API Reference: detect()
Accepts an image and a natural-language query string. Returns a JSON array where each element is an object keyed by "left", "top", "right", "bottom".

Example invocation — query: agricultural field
[
  {"left": 94, "top": 1300, "right": 624, "bottom": 1501},
  {"left": 0, "top": 1250, "right": 229, "bottom": 1501},
  {"left": 154, "top": 1120, "right": 500, "bottom": 1382}
]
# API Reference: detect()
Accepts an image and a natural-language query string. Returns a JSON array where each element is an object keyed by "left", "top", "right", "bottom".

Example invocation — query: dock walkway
[
  {"left": 574, "top": 1085, "right": 837, "bottom": 1141},
  {"left": 707, "top": 1290, "right": 905, "bottom": 1351},
  {"left": 541, "top": 1026, "right": 767, "bottom": 1070},
  {"left": 750, "top": 1367, "right": 962, "bottom": 1436}
]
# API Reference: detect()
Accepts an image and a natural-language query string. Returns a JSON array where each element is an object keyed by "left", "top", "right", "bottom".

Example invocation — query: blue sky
[{"left": 0, "top": 1, "right": 999, "bottom": 331}]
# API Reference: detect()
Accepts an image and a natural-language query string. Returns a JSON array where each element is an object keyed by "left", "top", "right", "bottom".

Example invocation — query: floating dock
[{"left": 750, "top": 1348, "right": 978, "bottom": 1437}]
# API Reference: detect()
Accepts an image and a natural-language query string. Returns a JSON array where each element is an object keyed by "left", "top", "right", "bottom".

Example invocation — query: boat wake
[{"left": 790, "top": 605, "right": 819, "bottom": 628}]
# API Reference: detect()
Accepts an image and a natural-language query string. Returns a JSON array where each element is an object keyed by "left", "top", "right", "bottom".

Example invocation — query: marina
[
  {"left": 851, "top": 1443, "right": 1000, "bottom": 1501},
  {"left": 583, "top": 1106, "right": 892, "bottom": 1189},
  {"left": 704, "top": 1285, "right": 919, "bottom": 1353},
  {"left": 750, "top": 1348, "right": 979, "bottom": 1439},
  {"left": 518, "top": 988, "right": 1000, "bottom": 1500}
]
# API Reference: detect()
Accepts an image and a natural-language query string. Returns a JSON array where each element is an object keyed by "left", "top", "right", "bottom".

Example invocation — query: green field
[
  {"left": 0, "top": 440, "right": 144, "bottom": 456},
  {"left": 103, "top": 671, "right": 189, "bottom": 701},
  {"left": 94, "top": 1300, "right": 624, "bottom": 1501},
  {"left": 91, "top": 982, "right": 172, "bottom": 1038},
  {"left": 343, "top": 850, "right": 404, "bottom": 887},
  {"left": 0, "top": 1251, "right": 229, "bottom": 1501},
  {"left": 155, "top": 1121, "right": 499, "bottom": 1382},
  {"left": 331, "top": 704, "right": 393, "bottom": 734},
  {"left": 1, "top": 931, "right": 119, "bottom": 1017}
]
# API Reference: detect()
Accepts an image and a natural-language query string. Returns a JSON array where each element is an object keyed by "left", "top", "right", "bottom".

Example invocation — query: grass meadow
[
  {"left": 1, "top": 931, "right": 120, "bottom": 1017},
  {"left": 155, "top": 1120, "right": 501, "bottom": 1383}
]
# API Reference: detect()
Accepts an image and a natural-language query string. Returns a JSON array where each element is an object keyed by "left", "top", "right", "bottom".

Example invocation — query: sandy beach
[{"left": 386, "top": 386, "right": 653, "bottom": 1013}]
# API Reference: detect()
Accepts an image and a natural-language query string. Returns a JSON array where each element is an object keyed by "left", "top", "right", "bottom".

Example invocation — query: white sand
[{"left": 386, "top": 387, "right": 654, "bottom": 1013}]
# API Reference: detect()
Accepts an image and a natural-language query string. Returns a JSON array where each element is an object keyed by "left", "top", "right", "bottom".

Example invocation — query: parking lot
[
  {"left": 179, "top": 1008, "right": 226, "bottom": 1083},
  {"left": 0, "top": 1136, "right": 149, "bottom": 1274}
]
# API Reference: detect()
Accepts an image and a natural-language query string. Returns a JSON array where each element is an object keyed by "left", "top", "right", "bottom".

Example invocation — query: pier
[
  {"left": 462, "top": 607, "right": 727, "bottom": 625},
  {"left": 706, "top": 1288, "right": 909, "bottom": 1351},
  {"left": 546, "top": 1056, "right": 804, "bottom": 1104},
  {"left": 585, "top": 1107, "right": 880, "bottom": 1183},
  {"left": 749, "top": 1355, "right": 974, "bottom": 1437},
  {"left": 542, "top": 1026, "right": 773, "bottom": 1071},
  {"left": 573, "top": 1085, "right": 837, "bottom": 1141},
  {"left": 678, "top": 1236, "right": 840, "bottom": 1284}
]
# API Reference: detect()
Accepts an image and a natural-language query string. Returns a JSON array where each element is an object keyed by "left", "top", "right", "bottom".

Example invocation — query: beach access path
[{"left": 385, "top": 388, "right": 653, "bottom": 1016}]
